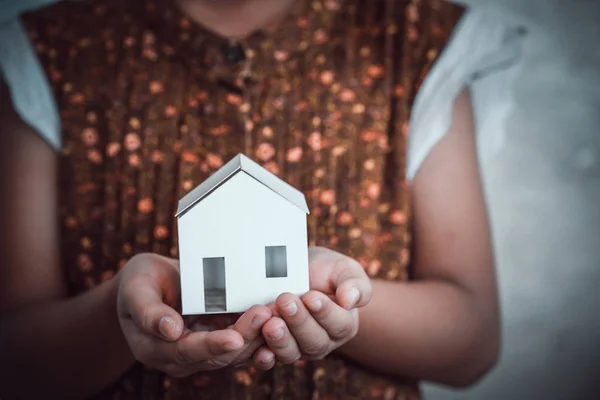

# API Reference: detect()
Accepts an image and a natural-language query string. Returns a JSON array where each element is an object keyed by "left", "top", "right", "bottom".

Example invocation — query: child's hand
[
  {"left": 116, "top": 253, "right": 271, "bottom": 377},
  {"left": 253, "top": 247, "right": 372, "bottom": 369}
]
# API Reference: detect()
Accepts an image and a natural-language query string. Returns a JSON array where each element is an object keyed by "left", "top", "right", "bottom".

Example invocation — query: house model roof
[{"left": 175, "top": 153, "right": 310, "bottom": 218}]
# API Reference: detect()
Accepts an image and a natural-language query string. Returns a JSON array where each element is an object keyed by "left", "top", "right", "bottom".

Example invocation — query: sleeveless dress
[{"left": 18, "top": 0, "right": 464, "bottom": 398}]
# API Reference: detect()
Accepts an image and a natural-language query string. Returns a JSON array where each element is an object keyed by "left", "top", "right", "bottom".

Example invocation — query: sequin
[
  {"left": 367, "top": 259, "right": 382, "bottom": 276},
  {"left": 206, "top": 153, "right": 224, "bottom": 168},
  {"left": 64, "top": 216, "right": 78, "bottom": 228},
  {"left": 319, "top": 189, "right": 336, "bottom": 205},
  {"left": 307, "top": 132, "right": 322, "bottom": 151},
  {"left": 226, "top": 93, "right": 242, "bottom": 105},
  {"left": 274, "top": 50, "right": 289, "bottom": 61},
  {"left": 124, "top": 133, "right": 141, "bottom": 151},
  {"left": 264, "top": 161, "right": 280, "bottom": 175},
  {"left": 149, "top": 80, "right": 164, "bottom": 93},
  {"left": 69, "top": 92, "right": 85, "bottom": 104},
  {"left": 81, "top": 127, "right": 98, "bottom": 145},
  {"left": 336, "top": 211, "right": 353, "bottom": 226},
  {"left": 154, "top": 225, "right": 169, "bottom": 240},
  {"left": 256, "top": 143, "right": 275, "bottom": 161},
  {"left": 137, "top": 198, "right": 154, "bottom": 214},
  {"left": 262, "top": 126, "right": 274, "bottom": 138},
  {"left": 164, "top": 105, "right": 177, "bottom": 117},
  {"left": 367, "top": 183, "right": 382, "bottom": 200},
  {"left": 368, "top": 65, "right": 384, "bottom": 78},
  {"left": 87, "top": 149, "right": 103, "bottom": 164},
  {"left": 151, "top": 150, "right": 164, "bottom": 163},
  {"left": 338, "top": 88, "right": 356, "bottom": 102},
  {"left": 77, "top": 254, "right": 93, "bottom": 272},
  {"left": 332, "top": 145, "right": 346, "bottom": 157},
  {"left": 390, "top": 210, "right": 407, "bottom": 225},
  {"left": 360, "top": 129, "right": 380, "bottom": 142},
  {"left": 106, "top": 142, "right": 121, "bottom": 156},
  {"left": 286, "top": 147, "right": 303, "bottom": 163},
  {"left": 313, "top": 29, "right": 328, "bottom": 44},
  {"left": 128, "top": 153, "right": 141, "bottom": 167},
  {"left": 352, "top": 103, "right": 366, "bottom": 114},
  {"left": 182, "top": 151, "right": 200, "bottom": 163}
]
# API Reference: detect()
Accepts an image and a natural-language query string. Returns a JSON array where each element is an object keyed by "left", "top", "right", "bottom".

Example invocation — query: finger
[
  {"left": 302, "top": 291, "right": 358, "bottom": 342},
  {"left": 331, "top": 257, "right": 373, "bottom": 309},
  {"left": 275, "top": 293, "right": 330, "bottom": 360},
  {"left": 231, "top": 305, "right": 272, "bottom": 342},
  {"left": 253, "top": 346, "right": 276, "bottom": 370},
  {"left": 230, "top": 337, "right": 265, "bottom": 368},
  {"left": 266, "top": 301, "right": 280, "bottom": 318},
  {"left": 121, "top": 277, "right": 184, "bottom": 341},
  {"left": 170, "top": 329, "right": 245, "bottom": 364},
  {"left": 227, "top": 306, "right": 271, "bottom": 366},
  {"left": 262, "top": 317, "right": 301, "bottom": 364}
]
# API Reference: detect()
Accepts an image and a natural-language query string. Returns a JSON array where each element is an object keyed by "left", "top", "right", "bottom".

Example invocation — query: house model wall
[{"left": 176, "top": 154, "right": 310, "bottom": 315}]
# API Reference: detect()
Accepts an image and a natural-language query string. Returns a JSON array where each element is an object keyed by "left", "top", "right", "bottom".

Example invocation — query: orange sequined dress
[{"left": 21, "top": 0, "right": 462, "bottom": 398}]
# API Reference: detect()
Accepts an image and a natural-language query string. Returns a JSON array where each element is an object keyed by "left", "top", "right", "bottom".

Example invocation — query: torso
[{"left": 22, "top": 0, "right": 462, "bottom": 398}]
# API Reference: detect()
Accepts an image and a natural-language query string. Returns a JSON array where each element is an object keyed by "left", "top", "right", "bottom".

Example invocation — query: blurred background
[
  {"left": 423, "top": 0, "right": 600, "bottom": 399},
  {"left": 2, "top": 0, "right": 599, "bottom": 399}
]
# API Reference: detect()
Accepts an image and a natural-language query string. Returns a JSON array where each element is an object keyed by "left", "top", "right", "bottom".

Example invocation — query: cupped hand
[
  {"left": 116, "top": 253, "right": 271, "bottom": 377},
  {"left": 253, "top": 246, "right": 373, "bottom": 369}
]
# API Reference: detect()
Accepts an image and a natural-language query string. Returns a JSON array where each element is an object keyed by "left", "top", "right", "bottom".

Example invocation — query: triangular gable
[{"left": 175, "top": 154, "right": 310, "bottom": 218}]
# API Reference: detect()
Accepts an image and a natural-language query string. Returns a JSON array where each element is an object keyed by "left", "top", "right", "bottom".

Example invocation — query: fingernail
[
  {"left": 159, "top": 316, "right": 175, "bottom": 339},
  {"left": 224, "top": 339, "right": 243, "bottom": 351},
  {"left": 307, "top": 298, "right": 322, "bottom": 312},
  {"left": 252, "top": 314, "right": 269, "bottom": 329},
  {"left": 280, "top": 300, "right": 298, "bottom": 316},
  {"left": 347, "top": 287, "right": 360, "bottom": 308},
  {"left": 260, "top": 353, "right": 274, "bottom": 364},
  {"left": 269, "top": 328, "right": 284, "bottom": 340}
]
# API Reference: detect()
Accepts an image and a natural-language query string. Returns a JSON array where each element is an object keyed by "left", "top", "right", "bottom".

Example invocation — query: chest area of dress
[
  {"left": 62, "top": 47, "right": 399, "bottom": 194},
  {"left": 59, "top": 49, "right": 410, "bottom": 279}
]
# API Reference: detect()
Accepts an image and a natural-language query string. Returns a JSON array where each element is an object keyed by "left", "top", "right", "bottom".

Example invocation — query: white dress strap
[
  {"left": 406, "top": 6, "right": 526, "bottom": 181},
  {"left": 0, "top": 18, "right": 61, "bottom": 151}
]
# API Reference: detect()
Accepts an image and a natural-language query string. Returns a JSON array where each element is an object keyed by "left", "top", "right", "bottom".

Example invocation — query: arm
[
  {"left": 338, "top": 89, "right": 499, "bottom": 387},
  {"left": 0, "top": 78, "right": 135, "bottom": 399},
  {"left": 0, "top": 77, "right": 275, "bottom": 398}
]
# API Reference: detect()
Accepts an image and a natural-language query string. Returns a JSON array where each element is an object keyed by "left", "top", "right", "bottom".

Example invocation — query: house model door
[{"left": 203, "top": 257, "right": 226, "bottom": 312}]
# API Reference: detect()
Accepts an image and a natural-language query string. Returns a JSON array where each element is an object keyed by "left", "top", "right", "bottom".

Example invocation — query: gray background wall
[{"left": 424, "top": 1, "right": 600, "bottom": 399}]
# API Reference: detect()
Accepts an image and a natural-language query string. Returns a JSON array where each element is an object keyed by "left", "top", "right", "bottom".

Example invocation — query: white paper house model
[{"left": 175, "top": 154, "right": 310, "bottom": 315}]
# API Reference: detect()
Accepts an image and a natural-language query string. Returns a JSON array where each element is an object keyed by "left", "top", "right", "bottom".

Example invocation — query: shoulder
[
  {"left": 0, "top": 0, "right": 93, "bottom": 152},
  {"left": 406, "top": 5, "right": 528, "bottom": 180},
  {"left": 1, "top": 0, "right": 141, "bottom": 151},
  {"left": 0, "top": 18, "right": 61, "bottom": 150}
]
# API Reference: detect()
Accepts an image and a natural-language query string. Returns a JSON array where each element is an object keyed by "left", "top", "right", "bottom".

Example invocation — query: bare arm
[
  {"left": 0, "top": 79, "right": 135, "bottom": 399},
  {"left": 339, "top": 89, "right": 499, "bottom": 387}
]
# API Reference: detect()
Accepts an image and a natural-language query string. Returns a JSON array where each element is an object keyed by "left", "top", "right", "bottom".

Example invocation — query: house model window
[
  {"left": 265, "top": 246, "right": 287, "bottom": 278},
  {"left": 175, "top": 153, "right": 310, "bottom": 315}
]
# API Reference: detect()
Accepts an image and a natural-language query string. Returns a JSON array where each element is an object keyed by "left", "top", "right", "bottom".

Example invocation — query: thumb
[
  {"left": 332, "top": 258, "right": 373, "bottom": 310},
  {"left": 121, "top": 280, "right": 185, "bottom": 342},
  {"left": 155, "top": 308, "right": 185, "bottom": 342}
]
